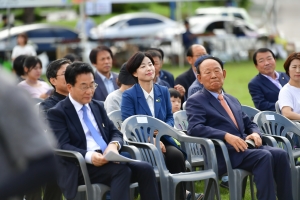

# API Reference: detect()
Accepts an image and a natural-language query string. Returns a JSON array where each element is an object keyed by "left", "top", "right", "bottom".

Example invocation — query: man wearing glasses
[{"left": 47, "top": 62, "right": 159, "bottom": 200}]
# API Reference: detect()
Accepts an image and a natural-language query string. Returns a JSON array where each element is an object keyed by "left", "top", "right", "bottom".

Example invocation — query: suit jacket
[
  {"left": 47, "top": 97, "right": 123, "bottom": 199},
  {"left": 121, "top": 84, "right": 185, "bottom": 156},
  {"left": 248, "top": 72, "right": 289, "bottom": 111},
  {"left": 160, "top": 69, "right": 175, "bottom": 88},
  {"left": 93, "top": 71, "right": 119, "bottom": 101},
  {"left": 186, "top": 89, "right": 261, "bottom": 175},
  {"left": 174, "top": 67, "right": 196, "bottom": 99}
]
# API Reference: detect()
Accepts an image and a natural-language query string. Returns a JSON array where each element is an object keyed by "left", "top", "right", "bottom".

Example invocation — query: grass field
[{"left": 159, "top": 59, "right": 285, "bottom": 107}]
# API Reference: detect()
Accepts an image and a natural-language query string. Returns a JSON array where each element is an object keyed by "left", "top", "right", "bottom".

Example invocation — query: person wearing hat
[
  {"left": 186, "top": 55, "right": 293, "bottom": 200},
  {"left": 104, "top": 63, "right": 135, "bottom": 114}
]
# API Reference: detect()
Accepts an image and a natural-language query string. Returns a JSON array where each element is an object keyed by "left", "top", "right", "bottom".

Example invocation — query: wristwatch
[{"left": 110, "top": 142, "right": 120, "bottom": 150}]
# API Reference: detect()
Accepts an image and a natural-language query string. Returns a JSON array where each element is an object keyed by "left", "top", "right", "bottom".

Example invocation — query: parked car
[
  {"left": 0, "top": 24, "right": 80, "bottom": 61},
  {"left": 90, "top": 12, "right": 182, "bottom": 41}
]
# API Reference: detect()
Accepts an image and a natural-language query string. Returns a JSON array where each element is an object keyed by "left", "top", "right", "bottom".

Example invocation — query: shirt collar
[
  {"left": 53, "top": 91, "right": 67, "bottom": 101},
  {"left": 69, "top": 94, "right": 91, "bottom": 113},
  {"left": 206, "top": 88, "right": 224, "bottom": 100},
  {"left": 141, "top": 86, "right": 154, "bottom": 100},
  {"left": 261, "top": 71, "right": 280, "bottom": 80},
  {"left": 97, "top": 71, "right": 113, "bottom": 81}
]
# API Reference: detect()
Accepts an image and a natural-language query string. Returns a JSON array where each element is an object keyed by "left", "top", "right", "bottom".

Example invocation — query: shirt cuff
[
  {"left": 85, "top": 151, "right": 94, "bottom": 164},
  {"left": 110, "top": 141, "right": 121, "bottom": 150}
]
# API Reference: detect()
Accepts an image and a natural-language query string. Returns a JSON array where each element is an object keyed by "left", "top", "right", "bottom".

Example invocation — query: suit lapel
[
  {"left": 89, "top": 101, "right": 109, "bottom": 143},
  {"left": 136, "top": 84, "right": 152, "bottom": 116},
  {"left": 278, "top": 72, "right": 288, "bottom": 86},
  {"left": 258, "top": 73, "right": 280, "bottom": 93},
  {"left": 64, "top": 97, "right": 86, "bottom": 143},
  {"left": 112, "top": 73, "right": 119, "bottom": 90},
  {"left": 154, "top": 84, "right": 162, "bottom": 118},
  {"left": 94, "top": 72, "right": 108, "bottom": 98}
]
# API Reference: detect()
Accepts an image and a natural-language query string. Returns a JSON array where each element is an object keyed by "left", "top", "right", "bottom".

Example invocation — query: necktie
[
  {"left": 218, "top": 94, "right": 239, "bottom": 129},
  {"left": 82, "top": 105, "right": 107, "bottom": 152}
]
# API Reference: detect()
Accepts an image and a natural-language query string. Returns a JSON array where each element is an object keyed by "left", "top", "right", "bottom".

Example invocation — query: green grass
[{"left": 161, "top": 59, "right": 285, "bottom": 107}]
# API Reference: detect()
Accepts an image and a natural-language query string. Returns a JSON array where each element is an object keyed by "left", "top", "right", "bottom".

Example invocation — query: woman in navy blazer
[{"left": 121, "top": 52, "right": 187, "bottom": 200}]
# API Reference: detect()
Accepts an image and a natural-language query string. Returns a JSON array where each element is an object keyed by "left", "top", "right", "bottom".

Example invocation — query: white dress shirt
[
  {"left": 141, "top": 86, "right": 155, "bottom": 117},
  {"left": 69, "top": 94, "right": 101, "bottom": 164}
]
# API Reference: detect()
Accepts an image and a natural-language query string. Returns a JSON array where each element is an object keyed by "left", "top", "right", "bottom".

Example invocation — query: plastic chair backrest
[
  {"left": 107, "top": 110, "right": 122, "bottom": 130},
  {"left": 241, "top": 105, "right": 260, "bottom": 121},
  {"left": 173, "top": 110, "right": 188, "bottom": 130},
  {"left": 253, "top": 111, "right": 300, "bottom": 146},
  {"left": 182, "top": 101, "right": 187, "bottom": 110},
  {"left": 275, "top": 101, "right": 281, "bottom": 114}
]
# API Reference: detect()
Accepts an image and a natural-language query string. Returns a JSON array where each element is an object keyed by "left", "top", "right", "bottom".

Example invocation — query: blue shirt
[{"left": 97, "top": 71, "right": 115, "bottom": 95}]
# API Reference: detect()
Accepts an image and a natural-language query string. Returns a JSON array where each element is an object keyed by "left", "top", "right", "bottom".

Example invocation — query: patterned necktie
[
  {"left": 218, "top": 94, "right": 239, "bottom": 129},
  {"left": 82, "top": 105, "right": 107, "bottom": 152}
]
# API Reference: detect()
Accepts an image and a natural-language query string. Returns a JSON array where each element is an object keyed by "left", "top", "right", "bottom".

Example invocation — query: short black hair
[
  {"left": 146, "top": 48, "right": 164, "bottom": 60},
  {"left": 63, "top": 53, "right": 81, "bottom": 62},
  {"left": 89, "top": 45, "right": 113, "bottom": 64},
  {"left": 65, "top": 61, "right": 95, "bottom": 86},
  {"left": 169, "top": 88, "right": 181, "bottom": 98},
  {"left": 253, "top": 48, "right": 276, "bottom": 65},
  {"left": 23, "top": 56, "right": 42, "bottom": 73},
  {"left": 126, "top": 52, "right": 154, "bottom": 83},
  {"left": 146, "top": 49, "right": 162, "bottom": 61},
  {"left": 46, "top": 58, "right": 72, "bottom": 89},
  {"left": 186, "top": 45, "right": 193, "bottom": 57},
  {"left": 196, "top": 56, "right": 224, "bottom": 74},
  {"left": 13, "top": 55, "right": 27, "bottom": 76}
]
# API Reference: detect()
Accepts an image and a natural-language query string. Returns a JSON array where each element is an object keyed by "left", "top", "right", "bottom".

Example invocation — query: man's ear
[
  {"left": 49, "top": 77, "right": 56, "bottom": 87},
  {"left": 186, "top": 56, "right": 193, "bottom": 65},
  {"left": 223, "top": 69, "right": 226, "bottom": 79},
  {"left": 66, "top": 84, "right": 72, "bottom": 93},
  {"left": 197, "top": 73, "right": 202, "bottom": 84}
]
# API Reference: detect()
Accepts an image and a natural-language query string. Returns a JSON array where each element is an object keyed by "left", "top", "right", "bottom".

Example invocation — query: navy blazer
[
  {"left": 160, "top": 69, "right": 175, "bottom": 88},
  {"left": 174, "top": 67, "right": 196, "bottom": 99},
  {"left": 186, "top": 89, "right": 261, "bottom": 175},
  {"left": 121, "top": 84, "right": 185, "bottom": 156},
  {"left": 47, "top": 97, "right": 123, "bottom": 199},
  {"left": 93, "top": 71, "right": 119, "bottom": 101},
  {"left": 248, "top": 72, "right": 289, "bottom": 111}
]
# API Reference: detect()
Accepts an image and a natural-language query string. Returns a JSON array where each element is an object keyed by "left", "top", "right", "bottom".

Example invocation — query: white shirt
[
  {"left": 262, "top": 71, "right": 283, "bottom": 90},
  {"left": 69, "top": 94, "right": 101, "bottom": 164},
  {"left": 11, "top": 45, "right": 37, "bottom": 59},
  {"left": 97, "top": 71, "right": 115, "bottom": 94},
  {"left": 278, "top": 83, "right": 300, "bottom": 114},
  {"left": 142, "top": 86, "right": 155, "bottom": 117}
]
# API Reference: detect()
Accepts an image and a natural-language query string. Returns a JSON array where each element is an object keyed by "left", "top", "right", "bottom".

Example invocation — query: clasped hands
[
  {"left": 91, "top": 143, "right": 119, "bottom": 167},
  {"left": 224, "top": 132, "right": 262, "bottom": 152}
]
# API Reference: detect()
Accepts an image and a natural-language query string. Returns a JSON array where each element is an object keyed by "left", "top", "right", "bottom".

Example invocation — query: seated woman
[
  {"left": 18, "top": 56, "right": 52, "bottom": 100},
  {"left": 278, "top": 52, "right": 300, "bottom": 147},
  {"left": 121, "top": 52, "right": 201, "bottom": 200}
]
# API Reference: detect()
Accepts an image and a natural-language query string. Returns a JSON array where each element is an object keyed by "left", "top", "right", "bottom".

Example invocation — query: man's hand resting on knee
[
  {"left": 224, "top": 133, "right": 248, "bottom": 152},
  {"left": 245, "top": 133, "right": 262, "bottom": 148}
]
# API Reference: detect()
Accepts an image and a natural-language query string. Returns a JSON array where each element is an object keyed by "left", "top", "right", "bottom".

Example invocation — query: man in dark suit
[
  {"left": 186, "top": 56, "right": 293, "bottom": 200},
  {"left": 175, "top": 44, "right": 207, "bottom": 99},
  {"left": 47, "top": 62, "right": 159, "bottom": 200},
  {"left": 89, "top": 45, "right": 119, "bottom": 101},
  {"left": 248, "top": 48, "right": 289, "bottom": 111}
]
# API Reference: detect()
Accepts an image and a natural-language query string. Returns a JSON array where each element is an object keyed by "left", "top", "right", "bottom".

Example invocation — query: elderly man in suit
[
  {"left": 175, "top": 44, "right": 207, "bottom": 99},
  {"left": 47, "top": 62, "right": 159, "bottom": 200},
  {"left": 89, "top": 45, "right": 119, "bottom": 101},
  {"left": 186, "top": 56, "right": 293, "bottom": 200},
  {"left": 248, "top": 48, "right": 289, "bottom": 111}
]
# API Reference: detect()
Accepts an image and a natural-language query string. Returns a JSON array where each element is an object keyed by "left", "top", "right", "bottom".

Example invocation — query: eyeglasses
[
  {"left": 77, "top": 83, "right": 98, "bottom": 92},
  {"left": 56, "top": 73, "right": 65, "bottom": 77}
]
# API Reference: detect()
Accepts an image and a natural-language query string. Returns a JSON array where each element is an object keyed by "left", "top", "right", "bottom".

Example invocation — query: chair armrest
[
  {"left": 262, "top": 134, "right": 278, "bottom": 147},
  {"left": 210, "top": 139, "right": 233, "bottom": 178},
  {"left": 122, "top": 145, "right": 142, "bottom": 160},
  {"left": 54, "top": 149, "right": 93, "bottom": 193},
  {"left": 267, "top": 135, "right": 295, "bottom": 165}
]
